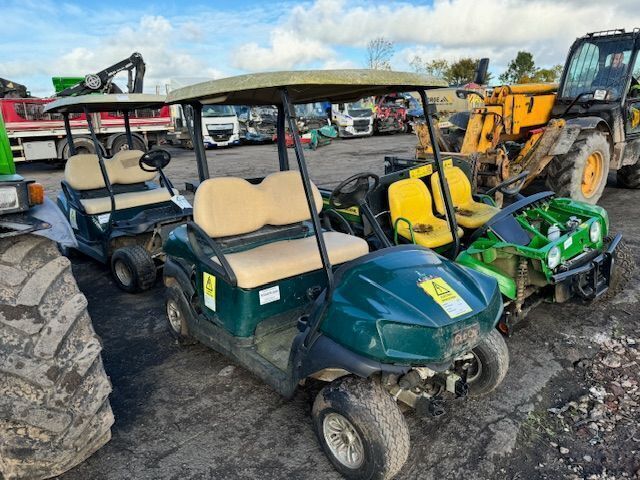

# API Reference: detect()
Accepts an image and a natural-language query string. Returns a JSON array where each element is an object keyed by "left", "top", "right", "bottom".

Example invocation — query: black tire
[
  {"left": 110, "top": 245, "right": 156, "bottom": 293},
  {"left": 617, "top": 160, "right": 640, "bottom": 188},
  {"left": 110, "top": 134, "right": 147, "bottom": 155},
  {"left": 598, "top": 236, "right": 636, "bottom": 302},
  {"left": 466, "top": 329, "right": 509, "bottom": 397},
  {"left": 312, "top": 376, "right": 410, "bottom": 480},
  {"left": 165, "top": 284, "right": 197, "bottom": 346},
  {"left": 545, "top": 131, "right": 610, "bottom": 204},
  {"left": 60, "top": 136, "right": 103, "bottom": 160},
  {"left": 0, "top": 235, "right": 113, "bottom": 480}
]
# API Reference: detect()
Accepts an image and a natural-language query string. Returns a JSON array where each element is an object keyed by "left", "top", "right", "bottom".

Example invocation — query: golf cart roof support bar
[
  {"left": 190, "top": 102, "right": 211, "bottom": 182},
  {"left": 276, "top": 104, "right": 290, "bottom": 171},
  {"left": 123, "top": 110, "right": 134, "bottom": 149},
  {"left": 418, "top": 89, "right": 460, "bottom": 258},
  {"left": 280, "top": 88, "right": 334, "bottom": 291},
  {"left": 63, "top": 113, "right": 76, "bottom": 156},
  {"left": 83, "top": 106, "right": 116, "bottom": 225}
]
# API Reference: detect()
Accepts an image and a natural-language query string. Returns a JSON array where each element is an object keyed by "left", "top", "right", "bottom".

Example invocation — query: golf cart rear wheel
[
  {"left": 466, "top": 329, "right": 509, "bottom": 397},
  {"left": 0, "top": 235, "right": 113, "bottom": 479},
  {"left": 110, "top": 245, "right": 156, "bottom": 293},
  {"left": 312, "top": 376, "right": 410, "bottom": 480},
  {"left": 545, "top": 131, "right": 610, "bottom": 204},
  {"left": 165, "top": 285, "right": 197, "bottom": 345},
  {"left": 617, "top": 160, "right": 640, "bottom": 188},
  {"left": 597, "top": 236, "right": 635, "bottom": 302}
]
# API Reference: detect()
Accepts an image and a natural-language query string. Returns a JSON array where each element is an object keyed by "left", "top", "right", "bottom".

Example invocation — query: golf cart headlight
[
  {"left": 548, "top": 246, "right": 561, "bottom": 269},
  {"left": 0, "top": 187, "right": 19, "bottom": 211},
  {"left": 589, "top": 221, "right": 602, "bottom": 243}
]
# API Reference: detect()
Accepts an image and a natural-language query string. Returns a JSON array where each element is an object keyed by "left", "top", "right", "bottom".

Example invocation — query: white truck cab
[
  {"left": 201, "top": 105, "right": 240, "bottom": 147},
  {"left": 331, "top": 101, "right": 373, "bottom": 137}
]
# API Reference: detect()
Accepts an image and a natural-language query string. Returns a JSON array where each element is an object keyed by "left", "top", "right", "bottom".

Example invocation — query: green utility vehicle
[
  {"left": 43, "top": 94, "right": 192, "bottom": 292},
  {"left": 326, "top": 153, "right": 632, "bottom": 334},
  {"left": 163, "top": 70, "right": 510, "bottom": 480},
  {"left": 0, "top": 109, "right": 113, "bottom": 478}
]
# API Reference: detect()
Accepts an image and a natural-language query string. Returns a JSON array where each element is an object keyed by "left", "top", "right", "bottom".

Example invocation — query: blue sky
[{"left": 2, "top": 0, "right": 640, "bottom": 97}]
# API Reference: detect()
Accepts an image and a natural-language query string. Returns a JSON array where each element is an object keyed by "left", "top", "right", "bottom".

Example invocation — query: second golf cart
[
  {"left": 43, "top": 94, "right": 192, "bottom": 292},
  {"left": 164, "top": 70, "right": 510, "bottom": 480}
]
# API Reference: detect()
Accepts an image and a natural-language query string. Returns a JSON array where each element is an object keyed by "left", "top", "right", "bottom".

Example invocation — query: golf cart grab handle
[{"left": 186, "top": 221, "right": 238, "bottom": 287}]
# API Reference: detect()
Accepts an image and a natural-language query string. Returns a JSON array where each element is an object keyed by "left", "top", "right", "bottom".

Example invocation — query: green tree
[
  {"left": 533, "top": 64, "right": 563, "bottom": 83},
  {"left": 445, "top": 58, "right": 480, "bottom": 85},
  {"left": 409, "top": 56, "right": 449, "bottom": 78},
  {"left": 499, "top": 51, "right": 537, "bottom": 84},
  {"left": 366, "top": 37, "right": 394, "bottom": 70}
]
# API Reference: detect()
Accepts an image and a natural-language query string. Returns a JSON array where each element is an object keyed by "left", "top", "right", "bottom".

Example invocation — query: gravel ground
[{"left": 18, "top": 134, "right": 639, "bottom": 480}]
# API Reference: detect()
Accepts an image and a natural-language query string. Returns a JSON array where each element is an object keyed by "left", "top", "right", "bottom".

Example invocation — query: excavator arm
[{"left": 56, "top": 52, "right": 146, "bottom": 97}]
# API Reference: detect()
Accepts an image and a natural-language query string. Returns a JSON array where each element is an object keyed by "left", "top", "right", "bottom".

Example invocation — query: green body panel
[
  {"left": 0, "top": 112, "right": 16, "bottom": 176},
  {"left": 165, "top": 225, "right": 503, "bottom": 363},
  {"left": 52, "top": 77, "right": 84, "bottom": 93}
]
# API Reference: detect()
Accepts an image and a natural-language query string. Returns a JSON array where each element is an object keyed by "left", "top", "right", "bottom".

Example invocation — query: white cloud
[{"left": 231, "top": 28, "right": 336, "bottom": 70}]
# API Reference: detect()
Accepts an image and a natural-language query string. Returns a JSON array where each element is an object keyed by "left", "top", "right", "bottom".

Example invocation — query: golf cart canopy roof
[
  {"left": 166, "top": 70, "right": 448, "bottom": 105},
  {"left": 43, "top": 93, "right": 166, "bottom": 114}
]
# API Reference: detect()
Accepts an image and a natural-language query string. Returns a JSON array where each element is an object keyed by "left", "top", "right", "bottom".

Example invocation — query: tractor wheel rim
[
  {"left": 323, "top": 412, "right": 364, "bottom": 469},
  {"left": 114, "top": 260, "right": 133, "bottom": 287},
  {"left": 466, "top": 351, "right": 483, "bottom": 384},
  {"left": 166, "top": 299, "right": 182, "bottom": 333},
  {"left": 582, "top": 151, "right": 604, "bottom": 198}
]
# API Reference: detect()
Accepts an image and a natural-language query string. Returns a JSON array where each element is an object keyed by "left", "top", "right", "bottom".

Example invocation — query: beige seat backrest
[
  {"left": 194, "top": 171, "right": 323, "bottom": 238},
  {"left": 64, "top": 150, "right": 156, "bottom": 191}
]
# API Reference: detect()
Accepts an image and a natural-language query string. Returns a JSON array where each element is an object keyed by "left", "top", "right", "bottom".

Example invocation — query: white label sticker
[
  {"left": 97, "top": 213, "right": 111, "bottom": 224},
  {"left": 563, "top": 237, "right": 573, "bottom": 249},
  {"left": 259, "top": 286, "right": 280, "bottom": 305},
  {"left": 69, "top": 208, "right": 78, "bottom": 229},
  {"left": 171, "top": 194, "right": 192, "bottom": 210},
  {"left": 203, "top": 272, "right": 216, "bottom": 311}
]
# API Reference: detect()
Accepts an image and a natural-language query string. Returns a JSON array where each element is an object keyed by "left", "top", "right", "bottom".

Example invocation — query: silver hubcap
[
  {"left": 114, "top": 260, "right": 133, "bottom": 287},
  {"left": 166, "top": 299, "right": 182, "bottom": 333},
  {"left": 323, "top": 413, "right": 365, "bottom": 469},
  {"left": 467, "top": 351, "right": 483, "bottom": 384}
]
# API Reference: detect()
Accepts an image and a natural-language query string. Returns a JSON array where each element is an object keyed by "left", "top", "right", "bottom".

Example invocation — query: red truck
[{"left": 1, "top": 97, "right": 171, "bottom": 163}]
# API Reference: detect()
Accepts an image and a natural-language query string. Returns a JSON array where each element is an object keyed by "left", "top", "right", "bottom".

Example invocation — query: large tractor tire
[
  {"left": 617, "top": 160, "right": 640, "bottom": 188},
  {"left": 0, "top": 235, "right": 113, "bottom": 479},
  {"left": 546, "top": 131, "right": 610, "bottom": 204}
]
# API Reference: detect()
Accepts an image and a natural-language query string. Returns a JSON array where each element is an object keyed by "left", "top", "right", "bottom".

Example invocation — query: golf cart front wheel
[
  {"left": 110, "top": 245, "right": 156, "bottom": 293},
  {"left": 165, "top": 285, "right": 197, "bottom": 345},
  {"left": 312, "top": 376, "right": 410, "bottom": 480},
  {"left": 466, "top": 329, "right": 509, "bottom": 397}
]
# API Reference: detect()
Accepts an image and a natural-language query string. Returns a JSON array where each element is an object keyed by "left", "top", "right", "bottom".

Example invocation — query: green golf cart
[
  {"left": 325, "top": 151, "right": 633, "bottom": 334},
  {"left": 163, "top": 70, "right": 510, "bottom": 480},
  {"left": 43, "top": 94, "right": 192, "bottom": 292}
]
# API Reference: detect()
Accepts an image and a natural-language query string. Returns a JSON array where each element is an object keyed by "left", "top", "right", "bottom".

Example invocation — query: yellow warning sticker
[
  {"left": 203, "top": 272, "right": 216, "bottom": 311},
  {"left": 443, "top": 158, "right": 454, "bottom": 168},
  {"left": 409, "top": 164, "right": 433, "bottom": 178},
  {"left": 418, "top": 276, "right": 472, "bottom": 318}
]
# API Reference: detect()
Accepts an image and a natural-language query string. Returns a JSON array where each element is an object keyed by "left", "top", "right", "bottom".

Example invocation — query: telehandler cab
[
  {"left": 43, "top": 94, "right": 192, "bottom": 292},
  {"left": 163, "top": 70, "right": 509, "bottom": 480}
]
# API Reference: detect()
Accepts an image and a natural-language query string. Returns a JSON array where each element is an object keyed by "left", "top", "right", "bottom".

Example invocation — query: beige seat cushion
[
  {"left": 218, "top": 231, "right": 369, "bottom": 289},
  {"left": 64, "top": 154, "right": 107, "bottom": 190},
  {"left": 81, "top": 187, "right": 178, "bottom": 214}
]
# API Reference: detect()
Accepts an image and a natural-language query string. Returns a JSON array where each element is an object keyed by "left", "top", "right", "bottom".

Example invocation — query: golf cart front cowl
[{"left": 319, "top": 247, "right": 503, "bottom": 365}]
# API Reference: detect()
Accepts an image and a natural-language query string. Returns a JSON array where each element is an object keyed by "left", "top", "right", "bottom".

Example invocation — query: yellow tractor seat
[
  {"left": 431, "top": 166, "right": 500, "bottom": 229},
  {"left": 388, "top": 178, "right": 463, "bottom": 249},
  {"left": 194, "top": 171, "right": 369, "bottom": 289},
  {"left": 64, "top": 151, "right": 177, "bottom": 214}
]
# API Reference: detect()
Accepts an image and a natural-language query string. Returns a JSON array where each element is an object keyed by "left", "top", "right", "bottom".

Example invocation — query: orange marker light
[{"left": 28, "top": 183, "right": 45, "bottom": 206}]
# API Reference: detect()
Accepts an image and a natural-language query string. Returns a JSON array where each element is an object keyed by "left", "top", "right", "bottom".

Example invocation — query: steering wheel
[
  {"left": 484, "top": 171, "right": 529, "bottom": 197},
  {"left": 139, "top": 149, "right": 172, "bottom": 172},
  {"left": 329, "top": 172, "right": 380, "bottom": 209}
]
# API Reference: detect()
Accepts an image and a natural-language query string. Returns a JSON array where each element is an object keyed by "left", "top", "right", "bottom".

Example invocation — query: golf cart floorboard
[{"left": 254, "top": 308, "right": 303, "bottom": 371}]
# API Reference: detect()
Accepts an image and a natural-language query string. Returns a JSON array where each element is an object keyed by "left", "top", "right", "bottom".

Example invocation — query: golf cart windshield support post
[
  {"left": 63, "top": 113, "right": 76, "bottom": 156},
  {"left": 280, "top": 88, "right": 334, "bottom": 291},
  {"left": 276, "top": 104, "right": 290, "bottom": 171},
  {"left": 123, "top": 110, "right": 134, "bottom": 149},
  {"left": 189, "top": 102, "right": 210, "bottom": 181},
  {"left": 418, "top": 89, "right": 460, "bottom": 257},
  {"left": 84, "top": 106, "right": 116, "bottom": 224}
]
